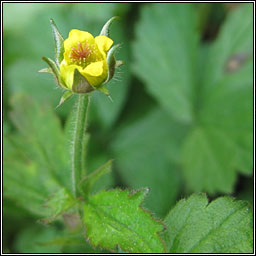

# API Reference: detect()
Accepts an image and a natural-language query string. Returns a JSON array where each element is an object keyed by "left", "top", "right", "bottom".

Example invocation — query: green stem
[{"left": 72, "top": 94, "right": 90, "bottom": 197}]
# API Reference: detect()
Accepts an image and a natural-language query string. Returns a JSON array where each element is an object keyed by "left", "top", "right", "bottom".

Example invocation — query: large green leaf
[
  {"left": 182, "top": 4, "right": 253, "bottom": 193},
  {"left": 83, "top": 189, "right": 165, "bottom": 253},
  {"left": 133, "top": 3, "right": 253, "bottom": 193},
  {"left": 133, "top": 3, "right": 199, "bottom": 123},
  {"left": 200, "top": 4, "right": 253, "bottom": 91},
  {"left": 164, "top": 194, "right": 253, "bottom": 253},
  {"left": 4, "top": 94, "right": 71, "bottom": 215},
  {"left": 111, "top": 108, "right": 188, "bottom": 217}
]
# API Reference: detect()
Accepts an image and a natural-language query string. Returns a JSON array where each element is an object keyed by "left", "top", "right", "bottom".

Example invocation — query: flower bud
[{"left": 39, "top": 17, "right": 123, "bottom": 107}]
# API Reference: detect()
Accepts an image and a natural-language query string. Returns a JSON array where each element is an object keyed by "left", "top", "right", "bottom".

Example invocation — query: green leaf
[
  {"left": 38, "top": 233, "right": 108, "bottom": 253},
  {"left": 133, "top": 3, "right": 253, "bottom": 194},
  {"left": 83, "top": 189, "right": 165, "bottom": 253},
  {"left": 201, "top": 3, "right": 253, "bottom": 91},
  {"left": 79, "top": 160, "right": 112, "bottom": 198},
  {"left": 133, "top": 3, "right": 199, "bottom": 123},
  {"left": 111, "top": 108, "right": 187, "bottom": 216},
  {"left": 49, "top": 18, "right": 64, "bottom": 67},
  {"left": 181, "top": 4, "right": 253, "bottom": 193},
  {"left": 164, "top": 194, "right": 253, "bottom": 253},
  {"left": 42, "top": 188, "right": 77, "bottom": 224},
  {"left": 4, "top": 94, "right": 71, "bottom": 215},
  {"left": 14, "top": 224, "right": 63, "bottom": 253}
]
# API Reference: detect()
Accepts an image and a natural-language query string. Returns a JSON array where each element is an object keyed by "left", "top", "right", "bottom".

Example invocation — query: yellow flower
[
  {"left": 60, "top": 29, "right": 113, "bottom": 89},
  {"left": 41, "top": 17, "right": 123, "bottom": 107}
]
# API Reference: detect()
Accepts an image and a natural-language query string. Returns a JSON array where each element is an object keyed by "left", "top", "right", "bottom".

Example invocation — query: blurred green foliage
[{"left": 3, "top": 3, "right": 253, "bottom": 253}]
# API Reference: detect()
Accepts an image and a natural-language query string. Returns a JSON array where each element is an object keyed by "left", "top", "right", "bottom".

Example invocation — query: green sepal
[
  {"left": 41, "top": 57, "right": 65, "bottom": 89},
  {"left": 56, "top": 90, "right": 73, "bottom": 108},
  {"left": 72, "top": 69, "right": 94, "bottom": 93},
  {"left": 79, "top": 160, "right": 113, "bottom": 198},
  {"left": 100, "top": 16, "right": 118, "bottom": 37},
  {"left": 50, "top": 18, "right": 64, "bottom": 67},
  {"left": 97, "top": 84, "right": 110, "bottom": 96},
  {"left": 105, "top": 44, "right": 121, "bottom": 84}
]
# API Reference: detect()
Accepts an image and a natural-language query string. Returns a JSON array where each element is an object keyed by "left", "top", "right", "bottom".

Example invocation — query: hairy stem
[{"left": 72, "top": 94, "right": 90, "bottom": 197}]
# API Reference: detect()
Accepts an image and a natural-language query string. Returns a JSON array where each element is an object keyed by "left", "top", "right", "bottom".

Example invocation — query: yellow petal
[
  {"left": 81, "top": 61, "right": 108, "bottom": 87},
  {"left": 64, "top": 29, "right": 95, "bottom": 50},
  {"left": 64, "top": 29, "right": 96, "bottom": 64},
  {"left": 95, "top": 35, "right": 113, "bottom": 57},
  {"left": 59, "top": 60, "right": 83, "bottom": 89},
  {"left": 83, "top": 61, "right": 104, "bottom": 77}
]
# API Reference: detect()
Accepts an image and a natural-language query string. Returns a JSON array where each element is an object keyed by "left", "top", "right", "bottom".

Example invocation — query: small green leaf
[
  {"left": 41, "top": 57, "right": 64, "bottom": 88},
  {"left": 56, "top": 91, "right": 73, "bottom": 108},
  {"left": 72, "top": 69, "right": 94, "bottom": 93},
  {"left": 100, "top": 16, "right": 118, "bottom": 37},
  {"left": 83, "top": 189, "right": 165, "bottom": 253},
  {"left": 49, "top": 18, "right": 64, "bottom": 67},
  {"left": 42, "top": 188, "right": 77, "bottom": 224},
  {"left": 164, "top": 194, "right": 253, "bottom": 253},
  {"left": 79, "top": 160, "right": 112, "bottom": 198}
]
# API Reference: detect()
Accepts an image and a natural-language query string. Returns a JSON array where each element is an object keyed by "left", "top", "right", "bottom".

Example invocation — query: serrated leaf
[
  {"left": 79, "top": 160, "right": 112, "bottom": 198},
  {"left": 4, "top": 94, "right": 71, "bottom": 216},
  {"left": 133, "top": 3, "right": 199, "bottom": 123},
  {"left": 83, "top": 189, "right": 165, "bottom": 253},
  {"left": 181, "top": 4, "right": 253, "bottom": 193},
  {"left": 111, "top": 108, "right": 187, "bottom": 216},
  {"left": 42, "top": 188, "right": 76, "bottom": 224},
  {"left": 164, "top": 194, "right": 253, "bottom": 253},
  {"left": 49, "top": 18, "right": 64, "bottom": 67},
  {"left": 133, "top": 3, "right": 253, "bottom": 194}
]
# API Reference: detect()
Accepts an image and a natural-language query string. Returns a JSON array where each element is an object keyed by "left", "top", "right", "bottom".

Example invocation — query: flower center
[{"left": 69, "top": 41, "right": 94, "bottom": 66}]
